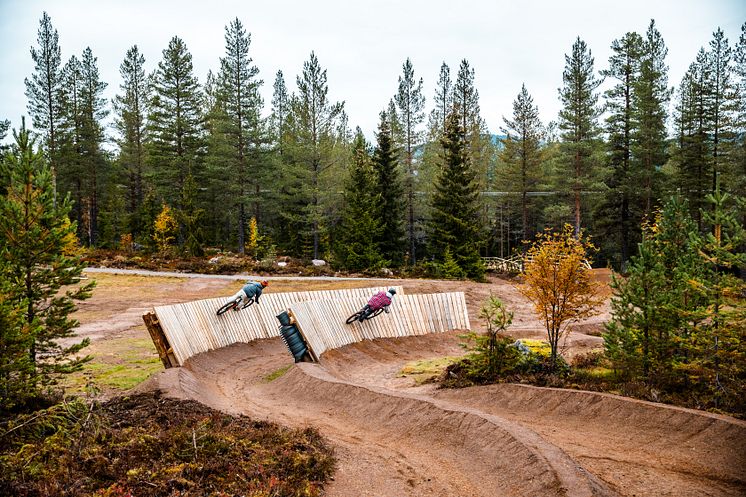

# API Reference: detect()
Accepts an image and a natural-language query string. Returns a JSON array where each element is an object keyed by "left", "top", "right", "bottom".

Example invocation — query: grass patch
[
  {"left": 263, "top": 364, "right": 294, "bottom": 382},
  {"left": 63, "top": 337, "right": 163, "bottom": 394},
  {"left": 398, "top": 357, "right": 460, "bottom": 385}
]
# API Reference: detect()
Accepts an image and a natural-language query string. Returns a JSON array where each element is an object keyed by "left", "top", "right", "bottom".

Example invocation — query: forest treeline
[{"left": 3, "top": 13, "right": 746, "bottom": 274}]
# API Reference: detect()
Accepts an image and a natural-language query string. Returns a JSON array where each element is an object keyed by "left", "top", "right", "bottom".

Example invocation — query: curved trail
[{"left": 143, "top": 333, "right": 746, "bottom": 497}]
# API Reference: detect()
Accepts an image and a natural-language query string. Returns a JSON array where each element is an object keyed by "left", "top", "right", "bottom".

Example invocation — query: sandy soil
[{"left": 78, "top": 270, "right": 745, "bottom": 496}]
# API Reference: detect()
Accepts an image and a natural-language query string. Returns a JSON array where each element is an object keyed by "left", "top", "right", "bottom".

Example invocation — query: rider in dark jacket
[{"left": 228, "top": 280, "right": 268, "bottom": 309}]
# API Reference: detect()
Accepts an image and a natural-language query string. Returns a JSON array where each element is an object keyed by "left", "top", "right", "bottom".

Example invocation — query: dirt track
[{"left": 81, "top": 270, "right": 746, "bottom": 496}]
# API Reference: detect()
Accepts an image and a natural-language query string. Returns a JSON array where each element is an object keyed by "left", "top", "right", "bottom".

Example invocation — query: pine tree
[
  {"left": 217, "top": 18, "right": 265, "bottom": 252},
  {"left": 57, "top": 54, "right": 85, "bottom": 235},
  {"left": 394, "top": 58, "right": 425, "bottom": 264},
  {"left": 421, "top": 62, "right": 451, "bottom": 203},
  {"left": 335, "top": 129, "right": 384, "bottom": 271},
  {"left": 672, "top": 52, "right": 712, "bottom": 229},
  {"left": 177, "top": 173, "right": 204, "bottom": 256},
  {"left": 688, "top": 183, "right": 746, "bottom": 410},
  {"left": 24, "top": 12, "right": 63, "bottom": 188},
  {"left": 429, "top": 108, "right": 484, "bottom": 280},
  {"left": 604, "top": 195, "right": 701, "bottom": 383},
  {"left": 0, "top": 261, "right": 35, "bottom": 412},
  {"left": 632, "top": 20, "right": 671, "bottom": 219},
  {"left": 428, "top": 62, "right": 452, "bottom": 142},
  {"left": 78, "top": 47, "right": 109, "bottom": 246},
  {"left": 372, "top": 110, "right": 405, "bottom": 265},
  {"left": 203, "top": 70, "right": 234, "bottom": 248},
  {"left": 707, "top": 28, "right": 737, "bottom": 192},
  {"left": 0, "top": 123, "right": 93, "bottom": 397},
  {"left": 148, "top": 36, "right": 204, "bottom": 209},
  {"left": 114, "top": 45, "right": 149, "bottom": 236},
  {"left": 557, "top": 37, "right": 603, "bottom": 238},
  {"left": 285, "top": 52, "right": 344, "bottom": 259},
  {"left": 270, "top": 70, "right": 290, "bottom": 155},
  {"left": 499, "top": 84, "right": 543, "bottom": 247},
  {"left": 734, "top": 22, "right": 746, "bottom": 210},
  {"left": 600, "top": 32, "right": 644, "bottom": 268}
]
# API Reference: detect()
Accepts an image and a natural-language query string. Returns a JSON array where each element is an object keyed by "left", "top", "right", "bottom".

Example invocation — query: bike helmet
[
  {"left": 261, "top": 280, "right": 269, "bottom": 287},
  {"left": 388, "top": 287, "right": 397, "bottom": 295}
]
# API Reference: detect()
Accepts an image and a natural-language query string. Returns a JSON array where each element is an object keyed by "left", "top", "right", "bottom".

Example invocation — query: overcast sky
[{"left": 0, "top": 0, "right": 743, "bottom": 143}]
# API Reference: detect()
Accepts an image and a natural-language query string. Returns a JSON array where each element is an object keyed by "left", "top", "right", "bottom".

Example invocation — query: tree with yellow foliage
[
  {"left": 153, "top": 204, "right": 178, "bottom": 255},
  {"left": 520, "top": 225, "right": 604, "bottom": 368}
]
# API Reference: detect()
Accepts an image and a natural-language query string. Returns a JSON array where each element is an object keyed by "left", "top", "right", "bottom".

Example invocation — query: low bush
[{"left": 0, "top": 392, "right": 335, "bottom": 497}]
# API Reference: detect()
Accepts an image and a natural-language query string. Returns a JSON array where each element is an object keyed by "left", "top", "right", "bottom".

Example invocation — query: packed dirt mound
[{"left": 141, "top": 335, "right": 746, "bottom": 497}]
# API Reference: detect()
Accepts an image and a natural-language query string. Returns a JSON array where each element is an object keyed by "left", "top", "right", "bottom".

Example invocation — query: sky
[{"left": 0, "top": 0, "right": 744, "bottom": 144}]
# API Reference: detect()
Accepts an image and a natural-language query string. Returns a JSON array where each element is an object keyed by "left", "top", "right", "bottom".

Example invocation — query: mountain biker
[
  {"left": 227, "top": 280, "right": 268, "bottom": 310},
  {"left": 360, "top": 287, "right": 396, "bottom": 321}
]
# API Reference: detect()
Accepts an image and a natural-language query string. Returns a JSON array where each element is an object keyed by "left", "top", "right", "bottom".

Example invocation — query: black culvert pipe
[{"left": 276, "top": 311, "right": 309, "bottom": 362}]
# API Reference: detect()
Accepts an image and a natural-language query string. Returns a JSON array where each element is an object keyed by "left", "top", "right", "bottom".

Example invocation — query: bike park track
[{"left": 85, "top": 268, "right": 746, "bottom": 496}]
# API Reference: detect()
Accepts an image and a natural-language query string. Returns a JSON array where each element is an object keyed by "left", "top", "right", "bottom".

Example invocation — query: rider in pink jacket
[{"left": 360, "top": 288, "right": 396, "bottom": 320}]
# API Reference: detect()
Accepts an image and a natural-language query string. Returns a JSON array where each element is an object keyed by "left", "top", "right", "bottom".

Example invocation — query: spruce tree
[
  {"left": 24, "top": 12, "right": 63, "bottom": 188},
  {"left": 453, "top": 60, "right": 493, "bottom": 255},
  {"left": 217, "top": 18, "right": 265, "bottom": 252},
  {"left": 372, "top": 110, "right": 405, "bottom": 265},
  {"left": 452, "top": 59, "right": 492, "bottom": 190},
  {"left": 499, "top": 84, "right": 543, "bottom": 247},
  {"left": 335, "top": 129, "right": 384, "bottom": 271},
  {"left": 114, "top": 45, "right": 149, "bottom": 237},
  {"left": 557, "top": 37, "right": 603, "bottom": 238},
  {"left": 429, "top": 108, "right": 484, "bottom": 280},
  {"left": 148, "top": 36, "right": 204, "bottom": 209},
  {"left": 0, "top": 124, "right": 93, "bottom": 397},
  {"left": 394, "top": 58, "right": 425, "bottom": 264}
]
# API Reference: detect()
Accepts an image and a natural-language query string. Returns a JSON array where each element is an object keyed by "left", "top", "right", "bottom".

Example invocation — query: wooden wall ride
[
  {"left": 288, "top": 292, "right": 470, "bottom": 359},
  {"left": 145, "top": 286, "right": 400, "bottom": 366}
]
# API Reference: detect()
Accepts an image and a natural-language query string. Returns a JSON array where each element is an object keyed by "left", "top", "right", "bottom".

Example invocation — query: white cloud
[{"left": 0, "top": 0, "right": 743, "bottom": 143}]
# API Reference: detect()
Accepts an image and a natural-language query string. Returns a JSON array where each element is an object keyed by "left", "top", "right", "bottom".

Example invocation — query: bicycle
[
  {"left": 345, "top": 304, "right": 387, "bottom": 324},
  {"left": 216, "top": 295, "right": 255, "bottom": 316}
]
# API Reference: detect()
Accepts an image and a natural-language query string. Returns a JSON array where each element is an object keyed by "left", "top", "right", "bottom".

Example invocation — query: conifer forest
[{"left": 3, "top": 13, "right": 746, "bottom": 276}]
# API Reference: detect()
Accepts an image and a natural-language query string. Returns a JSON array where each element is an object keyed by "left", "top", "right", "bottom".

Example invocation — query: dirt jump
[{"left": 83, "top": 270, "right": 746, "bottom": 497}]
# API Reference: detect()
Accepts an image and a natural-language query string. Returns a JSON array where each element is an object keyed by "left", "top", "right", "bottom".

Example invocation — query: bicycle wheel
[
  {"left": 217, "top": 299, "right": 238, "bottom": 316},
  {"left": 346, "top": 311, "right": 363, "bottom": 324},
  {"left": 242, "top": 297, "right": 255, "bottom": 309},
  {"left": 370, "top": 308, "right": 384, "bottom": 319}
]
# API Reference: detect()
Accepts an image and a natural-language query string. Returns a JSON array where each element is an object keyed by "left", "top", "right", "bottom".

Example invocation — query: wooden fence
[
  {"left": 146, "top": 286, "right": 401, "bottom": 366},
  {"left": 288, "top": 292, "right": 470, "bottom": 360}
]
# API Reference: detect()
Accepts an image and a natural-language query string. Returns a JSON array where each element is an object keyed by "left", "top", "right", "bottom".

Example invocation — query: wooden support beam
[{"left": 143, "top": 311, "right": 179, "bottom": 368}]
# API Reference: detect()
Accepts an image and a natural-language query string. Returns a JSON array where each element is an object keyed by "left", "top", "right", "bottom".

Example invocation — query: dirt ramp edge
[{"left": 285, "top": 363, "right": 618, "bottom": 497}]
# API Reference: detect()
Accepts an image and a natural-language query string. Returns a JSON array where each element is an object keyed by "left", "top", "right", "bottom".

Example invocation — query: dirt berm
[{"left": 141, "top": 335, "right": 746, "bottom": 497}]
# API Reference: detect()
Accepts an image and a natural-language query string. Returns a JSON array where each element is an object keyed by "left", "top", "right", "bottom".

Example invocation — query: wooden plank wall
[
  {"left": 151, "top": 286, "right": 401, "bottom": 365},
  {"left": 289, "top": 292, "right": 470, "bottom": 359}
]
